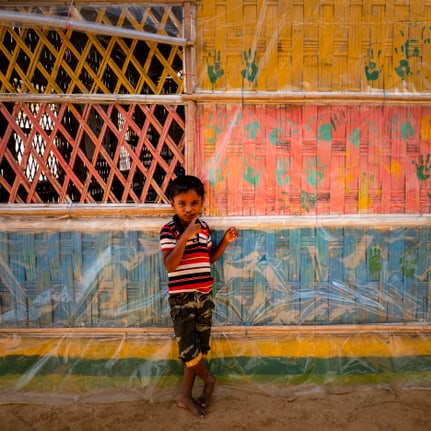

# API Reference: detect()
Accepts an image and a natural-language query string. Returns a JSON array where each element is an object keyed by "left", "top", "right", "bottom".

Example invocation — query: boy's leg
[
  {"left": 169, "top": 294, "right": 209, "bottom": 417},
  {"left": 192, "top": 358, "right": 216, "bottom": 408},
  {"left": 169, "top": 293, "right": 216, "bottom": 414},
  {"left": 178, "top": 356, "right": 215, "bottom": 412},
  {"left": 177, "top": 365, "right": 207, "bottom": 417},
  {"left": 194, "top": 294, "right": 216, "bottom": 407}
]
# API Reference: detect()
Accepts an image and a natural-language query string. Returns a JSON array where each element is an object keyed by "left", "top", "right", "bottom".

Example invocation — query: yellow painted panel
[
  {"left": 195, "top": 0, "right": 431, "bottom": 92},
  {"left": 2, "top": 332, "right": 431, "bottom": 360}
]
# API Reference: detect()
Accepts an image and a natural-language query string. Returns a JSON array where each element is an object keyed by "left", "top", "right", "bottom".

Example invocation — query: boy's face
[{"left": 171, "top": 190, "right": 203, "bottom": 226}]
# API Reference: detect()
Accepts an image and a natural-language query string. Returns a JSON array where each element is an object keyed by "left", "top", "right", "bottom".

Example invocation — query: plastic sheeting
[
  {"left": 1, "top": 220, "right": 430, "bottom": 399},
  {"left": 0, "top": 223, "right": 430, "bottom": 328},
  {"left": 1, "top": 328, "right": 431, "bottom": 401}
]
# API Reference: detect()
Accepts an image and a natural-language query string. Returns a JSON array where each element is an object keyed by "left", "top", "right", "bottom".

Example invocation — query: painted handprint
[
  {"left": 242, "top": 154, "right": 263, "bottom": 186},
  {"left": 369, "top": 246, "right": 382, "bottom": 275},
  {"left": 400, "top": 254, "right": 416, "bottom": 279},
  {"left": 365, "top": 49, "right": 383, "bottom": 82},
  {"left": 206, "top": 112, "right": 223, "bottom": 144},
  {"left": 206, "top": 50, "right": 224, "bottom": 90},
  {"left": 269, "top": 127, "right": 284, "bottom": 145},
  {"left": 394, "top": 29, "right": 420, "bottom": 81},
  {"left": 301, "top": 191, "right": 317, "bottom": 212},
  {"left": 209, "top": 157, "right": 228, "bottom": 186},
  {"left": 391, "top": 114, "right": 414, "bottom": 141},
  {"left": 241, "top": 49, "right": 259, "bottom": 85},
  {"left": 305, "top": 157, "right": 326, "bottom": 187},
  {"left": 412, "top": 154, "right": 431, "bottom": 180},
  {"left": 276, "top": 157, "right": 290, "bottom": 186},
  {"left": 244, "top": 120, "right": 261, "bottom": 140}
]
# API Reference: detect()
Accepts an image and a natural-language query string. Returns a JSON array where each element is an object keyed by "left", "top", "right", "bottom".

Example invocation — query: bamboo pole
[
  {"left": 0, "top": 10, "right": 187, "bottom": 46},
  {"left": 185, "top": 91, "right": 431, "bottom": 105},
  {"left": 183, "top": 1, "right": 196, "bottom": 94},
  {"left": 0, "top": 206, "right": 430, "bottom": 230},
  {"left": 3, "top": 92, "right": 431, "bottom": 106},
  {"left": 185, "top": 101, "right": 196, "bottom": 173},
  {"left": 0, "top": 94, "right": 184, "bottom": 104},
  {"left": 1, "top": 324, "right": 430, "bottom": 337},
  {"left": 0, "top": 0, "right": 192, "bottom": 4}
]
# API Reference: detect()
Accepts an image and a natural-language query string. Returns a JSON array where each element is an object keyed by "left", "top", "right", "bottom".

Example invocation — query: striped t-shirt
[{"left": 160, "top": 216, "right": 213, "bottom": 295}]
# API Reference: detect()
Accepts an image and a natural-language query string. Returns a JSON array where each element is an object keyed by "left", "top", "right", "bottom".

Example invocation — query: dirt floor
[{"left": 1, "top": 384, "right": 431, "bottom": 431}]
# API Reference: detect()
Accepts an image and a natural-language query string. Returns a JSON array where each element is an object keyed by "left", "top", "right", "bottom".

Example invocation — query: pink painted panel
[{"left": 197, "top": 104, "right": 431, "bottom": 216}]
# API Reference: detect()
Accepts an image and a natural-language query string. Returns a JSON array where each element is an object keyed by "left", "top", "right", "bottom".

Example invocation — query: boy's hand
[
  {"left": 224, "top": 227, "right": 239, "bottom": 243},
  {"left": 184, "top": 217, "right": 202, "bottom": 239}
]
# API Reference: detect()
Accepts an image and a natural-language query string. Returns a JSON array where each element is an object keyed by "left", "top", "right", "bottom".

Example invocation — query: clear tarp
[
  {"left": 1, "top": 222, "right": 430, "bottom": 328},
  {"left": 1, "top": 219, "right": 431, "bottom": 400}
]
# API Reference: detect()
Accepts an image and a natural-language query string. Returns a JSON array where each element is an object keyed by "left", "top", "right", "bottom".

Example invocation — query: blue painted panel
[{"left": 0, "top": 227, "right": 430, "bottom": 327}]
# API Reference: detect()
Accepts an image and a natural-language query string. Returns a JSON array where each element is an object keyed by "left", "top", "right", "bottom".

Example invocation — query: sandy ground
[{"left": 1, "top": 385, "right": 431, "bottom": 431}]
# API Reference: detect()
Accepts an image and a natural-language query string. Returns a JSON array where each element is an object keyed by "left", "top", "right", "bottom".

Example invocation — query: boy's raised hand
[{"left": 224, "top": 227, "right": 239, "bottom": 243}]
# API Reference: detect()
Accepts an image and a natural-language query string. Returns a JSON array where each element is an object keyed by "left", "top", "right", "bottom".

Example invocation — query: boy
[{"left": 160, "top": 175, "right": 239, "bottom": 417}]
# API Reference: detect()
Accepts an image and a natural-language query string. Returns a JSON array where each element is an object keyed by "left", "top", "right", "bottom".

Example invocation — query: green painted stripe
[
  {"left": 2, "top": 355, "right": 431, "bottom": 378},
  {"left": 3, "top": 333, "right": 431, "bottom": 360}
]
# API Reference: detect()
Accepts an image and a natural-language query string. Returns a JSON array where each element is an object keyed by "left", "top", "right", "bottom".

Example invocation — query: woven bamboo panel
[
  {"left": 196, "top": 103, "right": 431, "bottom": 216},
  {"left": 0, "top": 102, "right": 185, "bottom": 203},
  {"left": 1, "top": 227, "right": 429, "bottom": 327},
  {"left": 196, "top": 0, "right": 431, "bottom": 92},
  {"left": 0, "top": 230, "right": 170, "bottom": 327},
  {"left": 0, "top": 3, "right": 183, "bottom": 95}
]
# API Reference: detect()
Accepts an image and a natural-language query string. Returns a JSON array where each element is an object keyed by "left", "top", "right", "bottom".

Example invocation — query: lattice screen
[
  {"left": 0, "top": 3, "right": 186, "bottom": 203},
  {"left": 0, "top": 102, "right": 185, "bottom": 203}
]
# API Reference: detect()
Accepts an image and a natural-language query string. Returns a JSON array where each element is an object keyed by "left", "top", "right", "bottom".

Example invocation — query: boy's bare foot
[
  {"left": 177, "top": 396, "right": 207, "bottom": 418},
  {"left": 197, "top": 376, "right": 216, "bottom": 408}
]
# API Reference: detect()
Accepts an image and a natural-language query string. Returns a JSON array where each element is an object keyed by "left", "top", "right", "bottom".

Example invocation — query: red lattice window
[{"left": 0, "top": 3, "right": 186, "bottom": 204}]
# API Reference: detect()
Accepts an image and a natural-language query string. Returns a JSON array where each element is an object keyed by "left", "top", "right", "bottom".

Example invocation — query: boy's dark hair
[{"left": 168, "top": 175, "right": 205, "bottom": 200}]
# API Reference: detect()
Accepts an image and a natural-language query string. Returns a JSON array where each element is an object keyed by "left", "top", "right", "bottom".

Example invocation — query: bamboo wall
[
  {"left": 1, "top": 225, "right": 430, "bottom": 327},
  {"left": 0, "top": 1, "right": 430, "bottom": 327},
  {"left": 1, "top": 0, "right": 431, "bottom": 396}
]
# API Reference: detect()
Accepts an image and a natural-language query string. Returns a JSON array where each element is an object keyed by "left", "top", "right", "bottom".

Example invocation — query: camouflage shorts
[{"left": 168, "top": 291, "right": 215, "bottom": 367}]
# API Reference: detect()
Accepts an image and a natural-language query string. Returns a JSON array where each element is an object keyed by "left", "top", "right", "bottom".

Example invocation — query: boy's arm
[{"left": 210, "top": 227, "right": 239, "bottom": 263}]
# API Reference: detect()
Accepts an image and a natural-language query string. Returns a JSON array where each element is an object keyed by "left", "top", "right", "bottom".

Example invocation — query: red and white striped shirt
[{"left": 160, "top": 216, "right": 213, "bottom": 295}]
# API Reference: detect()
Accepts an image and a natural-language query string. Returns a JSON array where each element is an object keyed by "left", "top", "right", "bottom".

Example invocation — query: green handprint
[
  {"left": 269, "top": 127, "right": 284, "bottom": 145},
  {"left": 305, "top": 157, "right": 326, "bottom": 187},
  {"left": 394, "top": 30, "right": 419, "bottom": 80},
  {"left": 209, "top": 157, "right": 228, "bottom": 186},
  {"left": 276, "top": 157, "right": 290, "bottom": 186},
  {"left": 395, "top": 59, "right": 411, "bottom": 80},
  {"left": 206, "top": 112, "right": 223, "bottom": 144},
  {"left": 301, "top": 191, "right": 316, "bottom": 212},
  {"left": 412, "top": 154, "right": 431, "bottom": 180},
  {"left": 241, "top": 49, "right": 259, "bottom": 84},
  {"left": 244, "top": 120, "right": 261, "bottom": 140},
  {"left": 400, "top": 255, "right": 416, "bottom": 279},
  {"left": 206, "top": 50, "right": 224, "bottom": 90},
  {"left": 242, "top": 154, "right": 263, "bottom": 186},
  {"left": 365, "top": 49, "right": 383, "bottom": 82},
  {"left": 317, "top": 124, "right": 332, "bottom": 142},
  {"left": 369, "top": 246, "right": 382, "bottom": 275}
]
